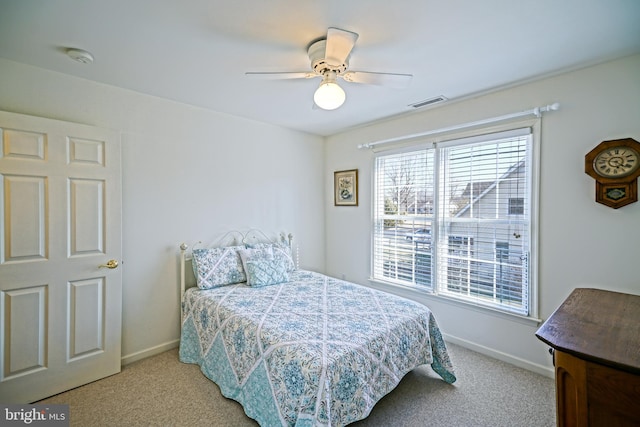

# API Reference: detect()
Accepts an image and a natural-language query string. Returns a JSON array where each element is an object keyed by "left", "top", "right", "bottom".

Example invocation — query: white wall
[
  {"left": 0, "top": 58, "right": 325, "bottom": 362},
  {"left": 2, "top": 54, "right": 639, "bottom": 375},
  {"left": 324, "top": 54, "right": 640, "bottom": 376}
]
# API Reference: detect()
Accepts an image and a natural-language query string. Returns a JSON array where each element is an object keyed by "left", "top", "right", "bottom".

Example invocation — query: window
[{"left": 373, "top": 128, "right": 534, "bottom": 316}]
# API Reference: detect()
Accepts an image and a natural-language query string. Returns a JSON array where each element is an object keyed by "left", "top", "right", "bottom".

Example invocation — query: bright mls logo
[{"left": 1, "top": 405, "right": 69, "bottom": 426}]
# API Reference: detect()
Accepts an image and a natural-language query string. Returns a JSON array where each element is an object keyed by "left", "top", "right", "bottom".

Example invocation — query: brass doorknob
[{"left": 98, "top": 259, "right": 119, "bottom": 269}]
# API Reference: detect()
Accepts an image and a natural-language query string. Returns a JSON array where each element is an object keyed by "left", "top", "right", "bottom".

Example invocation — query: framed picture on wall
[{"left": 334, "top": 169, "right": 358, "bottom": 206}]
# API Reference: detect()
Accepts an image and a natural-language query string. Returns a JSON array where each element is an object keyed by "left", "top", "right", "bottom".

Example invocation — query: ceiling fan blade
[
  {"left": 245, "top": 72, "right": 317, "bottom": 80},
  {"left": 324, "top": 27, "right": 359, "bottom": 67},
  {"left": 342, "top": 71, "right": 413, "bottom": 89}
]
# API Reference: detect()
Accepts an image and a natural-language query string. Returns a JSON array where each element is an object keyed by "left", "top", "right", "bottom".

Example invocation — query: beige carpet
[{"left": 39, "top": 343, "right": 555, "bottom": 426}]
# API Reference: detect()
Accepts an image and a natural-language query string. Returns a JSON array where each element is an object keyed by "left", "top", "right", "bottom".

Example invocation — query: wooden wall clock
[{"left": 585, "top": 138, "right": 640, "bottom": 209}]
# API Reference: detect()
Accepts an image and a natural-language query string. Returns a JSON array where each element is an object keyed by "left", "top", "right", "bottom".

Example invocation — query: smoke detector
[{"left": 66, "top": 48, "right": 94, "bottom": 64}]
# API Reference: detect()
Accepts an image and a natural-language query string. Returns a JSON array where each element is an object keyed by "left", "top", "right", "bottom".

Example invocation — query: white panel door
[{"left": 0, "top": 111, "right": 122, "bottom": 403}]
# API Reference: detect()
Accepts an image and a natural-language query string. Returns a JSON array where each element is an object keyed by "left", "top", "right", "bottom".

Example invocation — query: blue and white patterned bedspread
[{"left": 179, "top": 270, "right": 456, "bottom": 426}]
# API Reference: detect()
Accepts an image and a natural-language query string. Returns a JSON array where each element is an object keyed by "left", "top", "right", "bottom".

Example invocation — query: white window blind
[
  {"left": 373, "top": 148, "right": 435, "bottom": 290},
  {"left": 373, "top": 128, "right": 533, "bottom": 315}
]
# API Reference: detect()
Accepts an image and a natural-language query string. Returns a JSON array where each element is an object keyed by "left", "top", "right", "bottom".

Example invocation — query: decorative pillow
[
  {"left": 245, "top": 256, "right": 290, "bottom": 287},
  {"left": 192, "top": 246, "right": 246, "bottom": 289},
  {"left": 246, "top": 242, "right": 296, "bottom": 272},
  {"left": 238, "top": 246, "right": 273, "bottom": 274}
]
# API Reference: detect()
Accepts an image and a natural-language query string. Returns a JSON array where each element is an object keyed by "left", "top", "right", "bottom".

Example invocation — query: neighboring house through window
[
  {"left": 509, "top": 197, "right": 525, "bottom": 215},
  {"left": 372, "top": 127, "right": 536, "bottom": 317}
]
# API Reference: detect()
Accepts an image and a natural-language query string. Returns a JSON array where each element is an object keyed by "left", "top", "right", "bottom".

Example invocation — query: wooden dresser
[{"left": 536, "top": 288, "right": 640, "bottom": 426}]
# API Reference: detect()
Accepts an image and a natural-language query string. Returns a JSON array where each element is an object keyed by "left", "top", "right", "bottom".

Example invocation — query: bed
[{"left": 178, "top": 231, "right": 456, "bottom": 426}]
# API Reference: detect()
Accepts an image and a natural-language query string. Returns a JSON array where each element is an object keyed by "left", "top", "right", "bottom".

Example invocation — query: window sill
[{"left": 367, "top": 278, "right": 542, "bottom": 327}]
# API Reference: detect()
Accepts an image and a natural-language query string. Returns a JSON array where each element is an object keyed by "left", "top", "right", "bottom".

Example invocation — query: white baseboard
[
  {"left": 120, "top": 335, "right": 554, "bottom": 378},
  {"left": 443, "top": 333, "right": 555, "bottom": 379},
  {"left": 121, "top": 339, "right": 180, "bottom": 366}
]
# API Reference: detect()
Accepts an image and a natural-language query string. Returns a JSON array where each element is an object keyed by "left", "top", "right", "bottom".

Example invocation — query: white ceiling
[{"left": 1, "top": 0, "right": 639, "bottom": 136}]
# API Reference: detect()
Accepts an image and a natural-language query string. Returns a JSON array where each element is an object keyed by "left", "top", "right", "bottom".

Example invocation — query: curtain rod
[{"left": 357, "top": 102, "right": 560, "bottom": 149}]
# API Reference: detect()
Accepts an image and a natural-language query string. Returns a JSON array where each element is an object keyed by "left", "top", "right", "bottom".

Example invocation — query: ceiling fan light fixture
[{"left": 314, "top": 78, "right": 346, "bottom": 110}]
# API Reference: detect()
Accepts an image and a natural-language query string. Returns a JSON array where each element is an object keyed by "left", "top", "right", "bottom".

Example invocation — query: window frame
[{"left": 369, "top": 119, "right": 541, "bottom": 322}]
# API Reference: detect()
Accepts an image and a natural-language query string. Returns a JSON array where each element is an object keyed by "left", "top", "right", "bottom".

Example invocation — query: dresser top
[{"left": 536, "top": 288, "right": 640, "bottom": 374}]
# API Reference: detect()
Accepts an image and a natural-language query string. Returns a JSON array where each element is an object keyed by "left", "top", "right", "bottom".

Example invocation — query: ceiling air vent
[{"left": 409, "top": 96, "right": 448, "bottom": 109}]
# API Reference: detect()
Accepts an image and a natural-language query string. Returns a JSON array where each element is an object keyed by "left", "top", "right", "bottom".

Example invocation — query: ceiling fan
[{"left": 245, "top": 27, "right": 413, "bottom": 110}]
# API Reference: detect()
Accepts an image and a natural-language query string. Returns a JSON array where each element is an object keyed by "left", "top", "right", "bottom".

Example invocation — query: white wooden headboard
[{"left": 179, "top": 230, "right": 294, "bottom": 297}]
